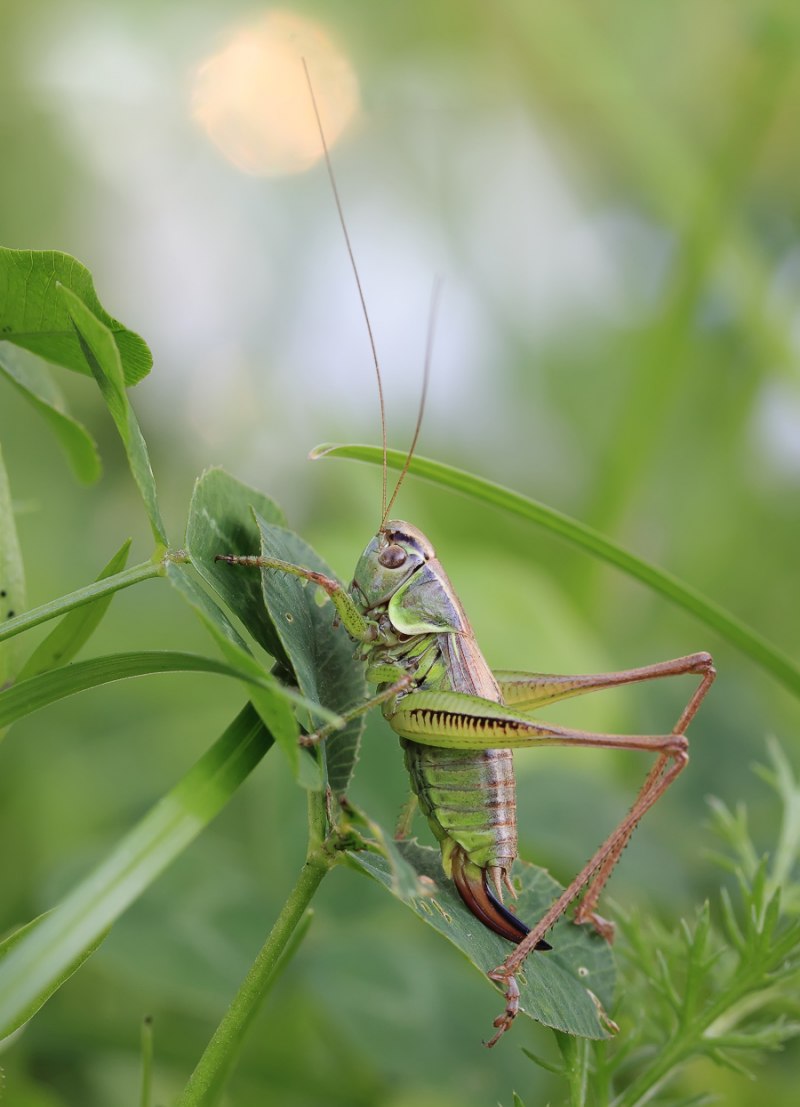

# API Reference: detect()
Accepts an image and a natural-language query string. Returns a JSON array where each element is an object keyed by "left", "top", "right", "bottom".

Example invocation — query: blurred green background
[{"left": 2, "top": 0, "right": 800, "bottom": 1103}]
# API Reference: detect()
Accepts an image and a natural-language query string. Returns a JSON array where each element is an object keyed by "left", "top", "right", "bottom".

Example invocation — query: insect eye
[{"left": 379, "top": 543, "right": 407, "bottom": 569}]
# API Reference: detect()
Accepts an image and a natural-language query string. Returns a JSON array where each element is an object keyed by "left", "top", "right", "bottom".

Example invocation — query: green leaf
[
  {"left": 183, "top": 469, "right": 313, "bottom": 783},
  {"left": 0, "top": 912, "right": 109, "bottom": 1040},
  {"left": 16, "top": 539, "right": 131, "bottom": 681},
  {"left": 165, "top": 562, "right": 323, "bottom": 790},
  {"left": 0, "top": 650, "right": 325, "bottom": 730},
  {"left": 314, "top": 445, "right": 800, "bottom": 700},
  {"left": 0, "top": 441, "right": 26, "bottom": 687},
  {"left": 186, "top": 469, "right": 366, "bottom": 795},
  {"left": 185, "top": 468, "right": 288, "bottom": 663},
  {"left": 0, "top": 247, "right": 151, "bottom": 384},
  {"left": 0, "top": 704, "right": 272, "bottom": 1037},
  {"left": 348, "top": 839, "right": 616, "bottom": 1039},
  {"left": 60, "top": 285, "right": 167, "bottom": 546},
  {"left": 251, "top": 512, "right": 366, "bottom": 798},
  {"left": 0, "top": 347, "right": 101, "bottom": 483}
]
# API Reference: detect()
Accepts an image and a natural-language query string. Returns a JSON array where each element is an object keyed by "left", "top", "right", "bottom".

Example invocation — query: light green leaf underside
[
  {"left": 348, "top": 839, "right": 616, "bottom": 1039},
  {"left": 62, "top": 286, "right": 166, "bottom": 545},
  {"left": 0, "top": 348, "right": 101, "bottom": 483},
  {"left": 0, "top": 704, "right": 272, "bottom": 1039},
  {"left": 314, "top": 445, "right": 800, "bottom": 700},
  {"left": 0, "top": 247, "right": 151, "bottom": 385}
]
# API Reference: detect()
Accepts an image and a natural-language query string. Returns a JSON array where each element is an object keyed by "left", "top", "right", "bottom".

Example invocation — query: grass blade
[
  {"left": 0, "top": 649, "right": 337, "bottom": 731},
  {"left": 0, "top": 704, "right": 272, "bottom": 1038},
  {"left": 16, "top": 539, "right": 132, "bottom": 680},
  {"left": 313, "top": 445, "right": 800, "bottom": 699},
  {"left": 0, "top": 441, "right": 26, "bottom": 685}
]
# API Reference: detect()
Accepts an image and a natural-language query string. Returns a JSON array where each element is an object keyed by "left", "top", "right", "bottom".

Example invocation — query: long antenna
[
  {"left": 301, "top": 58, "right": 388, "bottom": 523},
  {"left": 382, "top": 275, "right": 442, "bottom": 525}
]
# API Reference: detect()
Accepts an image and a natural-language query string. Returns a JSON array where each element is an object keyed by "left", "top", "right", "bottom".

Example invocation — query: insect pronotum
[{"left": 217, "top": 62, "right": 716, "bottom": 1046}]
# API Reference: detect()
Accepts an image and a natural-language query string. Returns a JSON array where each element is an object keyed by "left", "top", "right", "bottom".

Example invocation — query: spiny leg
[
  {"left": 496, "top": 653, "right": 715, "bottom": 935},
  {"left": 486, "top": 736, "right": 688, "bottom": 1046},
  {"left": 496, "top": 652, "right": 714, "bottom": 718},
  {"left": 564, "top": 655, "right": 715, "bottom": 933},
  {"left": 386, "top": 683, "right": 712, "bottom": 1046}
]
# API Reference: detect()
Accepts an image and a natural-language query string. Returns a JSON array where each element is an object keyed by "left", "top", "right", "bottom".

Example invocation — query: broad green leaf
[
  {"left": 0, "top": 348, "right": 101, "bottom": 483},
  {"left": 0, "top": 650, "right": 327, "bottom": 730},
  {"left": 186, "top": 468, "right": 288, "bottom": 664},
  {"left": 0, "top": 247, "right": 151, "bottom": 384},
  {"left": 183, "top": 470, "right": 312, "bottom": 782},
  {"left": 0, "top": 912, "right": 108, "bottom": 1039},
  {"left": 0, "top": 704, "right": 272, "bottom": 1036},
  {"left": 16, "top": 539, "right": 131, "bottom": 681},
  {"left": 186, "top": 469, "right": 365, "bottom": 795},
  {"left": 315, "top": 445, "right": 800, "bottom": 701},
  {"left": 166, "top": 562, "right": 324, "bottom": 789},
  {"left": 348, "top": 839, "right": 616, "bottom": 1039},
  {"left": 0, "top": 441, "right": 26, "bottom": 686},
  {"left": 252, "top": 513, "right": 366, "bottom": 799},
  {"left": 61, "top": 285, "right": 167, "bottom": 546}
]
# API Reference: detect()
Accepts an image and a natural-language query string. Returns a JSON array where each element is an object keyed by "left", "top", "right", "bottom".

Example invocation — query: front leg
[{"left": 215, "top": 553, "right": 378, "bottom": 643}]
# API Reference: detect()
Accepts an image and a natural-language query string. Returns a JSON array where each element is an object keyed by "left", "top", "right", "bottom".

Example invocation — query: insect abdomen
[{"left": 402, "top": 743, "right": 517, "bottom": 873}]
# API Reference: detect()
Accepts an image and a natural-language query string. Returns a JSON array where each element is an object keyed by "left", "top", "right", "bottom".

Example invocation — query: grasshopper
[{"left": 217, "top": 65, "right": 716, "bottom": 1046}]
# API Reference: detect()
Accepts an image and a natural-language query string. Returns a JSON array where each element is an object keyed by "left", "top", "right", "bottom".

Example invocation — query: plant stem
[
  {"left": 0, "top": 559, "right": 164, "bottom": 643},
  {"left": 139, "top": 1015, "right": 154, "bottom": 1107},
  {"left": 174, "top": 809, "right": 333, "bottom": 1107}
]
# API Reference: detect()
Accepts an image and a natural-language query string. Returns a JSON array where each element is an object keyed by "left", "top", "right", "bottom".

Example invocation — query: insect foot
[
  {"left": 573, "top": 906, "right": 616, "bottom": 943},
  {"left": 485, "top": 969, "right": 520, "bottom": 1048}
]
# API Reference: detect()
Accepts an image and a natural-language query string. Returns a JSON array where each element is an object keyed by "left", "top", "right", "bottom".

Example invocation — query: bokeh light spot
[{"left": 191, "top": 10, "right": 359, "bottom": 176}]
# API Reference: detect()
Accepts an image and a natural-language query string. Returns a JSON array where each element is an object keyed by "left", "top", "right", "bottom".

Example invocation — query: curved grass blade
[
  {"left": 61, "top": 285, "right": 167, "bottom": 546},
  {"left": 0, "top": 911, "right": 109, "bottom": 1040},
  {"left": 0, "top": 441, "right": 26, "bottom": 687},
  {"left": 0, "top": 704, "right": 271, "bottom": 1038},
  {"left": 0, "top": 248, "right": 151, "bottom": 384},
  {"left": 0, "top": 348, "right": 101, "bottom": 483},
  {"left": 348, "top": 839, "right": 616, "bottom": 1039},
  {"left": 0, "top": 650, "right": 335, "bottom": 731},
  {"left": 313, "top": 445, "right": 800, "bottom": 700},
  {"left": 16, "top": 539, "right": 131, "bottom": 681}
]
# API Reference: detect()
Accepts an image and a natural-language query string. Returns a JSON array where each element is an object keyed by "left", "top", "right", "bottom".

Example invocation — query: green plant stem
[
  {"left": 557, "top": 1033, "right": 591, "bottom": 1107},
  {"left": 174, "top": 790, "right": 333, "bottom": 1107},
  {"left": 140, "top": 1015, "right": 154, "bottom": 1107},
  {"left": 0, "top": 558, "right": 164, "bottom": 643},
  {"left": 314, "top": 445, "right": 800, "bottom": 700}
]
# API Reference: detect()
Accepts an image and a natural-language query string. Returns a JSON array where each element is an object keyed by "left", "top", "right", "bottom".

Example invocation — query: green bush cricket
[{"left": 217, "top": 63, "right": 716, "bottom": 1046}]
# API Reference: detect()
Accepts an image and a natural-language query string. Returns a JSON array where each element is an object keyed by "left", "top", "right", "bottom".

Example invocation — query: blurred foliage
[{"left": 1, "top": 1, "right": 800, "bottom": 1105}]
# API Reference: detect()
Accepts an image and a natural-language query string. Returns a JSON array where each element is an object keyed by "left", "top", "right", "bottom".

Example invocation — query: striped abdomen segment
[{"left": 402, "top": 742, "right": 518, "bottom": 874}]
